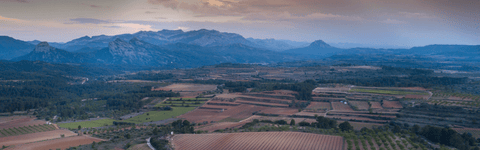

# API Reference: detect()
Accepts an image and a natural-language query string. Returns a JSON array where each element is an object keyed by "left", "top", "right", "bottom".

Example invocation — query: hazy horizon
[{"left": 1, "top": 0, "right": 479, "bottom": 47}]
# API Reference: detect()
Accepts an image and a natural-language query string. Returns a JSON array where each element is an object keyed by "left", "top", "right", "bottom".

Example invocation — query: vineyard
[
  {"left": 0, "top": 124, "right": 56, "bottom": 137},
  {"left": 343, "top": 131, "right": 427, "bottom": 150},
  {"left": 173, "top": 132, "right": 344, "bottom": 150},
  {"left": 8, "top": 135, "right": 105, "bottom": 150},
  {"left": 0, "top": 129, "right": 77, "bottom": 147}
]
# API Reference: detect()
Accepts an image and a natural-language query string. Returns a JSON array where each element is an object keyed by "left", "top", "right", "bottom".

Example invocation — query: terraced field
[{"left": 173, "top": 132, "right": 344, "bottom": 150}]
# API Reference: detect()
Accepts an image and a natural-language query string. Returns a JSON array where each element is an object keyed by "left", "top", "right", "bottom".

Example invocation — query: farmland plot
[
  {"left": 332, "top": 102, "right": 354, "bottom": 111},
  {"left": 382, "top": 101, "right": 403, "bottom": 109},
  {"left": 173, "top": 132, "right": 344, "bottom": 150},
  {"left": 306, "top": 102, "right": 331, "bottom": 112},
  {"left": 348, "top": 101, "right": 369, "bottom": 110},
  {"left": 369, "top": 102, "right": 383, "bottom": 109},
  {"left": 0, "top": 117, "right": 46, "bottom": 130},
  {"left": 58, "top": 119, "right": 116, "bottom": 129},
  {"left": 0, "top": 129, "right": 76, "bottom": 146},
  {"left": 9, "top": 135, "right": 104, "bottom": 150}
]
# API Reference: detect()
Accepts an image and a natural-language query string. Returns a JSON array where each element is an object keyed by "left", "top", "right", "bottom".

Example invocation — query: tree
[
  {"left": 339, "top": 121, "right": 354, "bottom": 132},
  {"left": 290, "top": 119, "right": 295, "bottom": 126},
  {"left": 183, "top": 120, "right": 190, "bottom": 126},
  {"left": 78, "top": 125, "right": 81, "bottom": 130}
]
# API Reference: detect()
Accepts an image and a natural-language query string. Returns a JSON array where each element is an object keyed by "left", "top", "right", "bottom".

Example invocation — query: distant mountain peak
[
  {"left": 129, "top": 37, "right": 147, "bottom": 46},
  {"left": 34, "top": 42, "right": 54, "bottom": 52},
  {"left": 309, "top": 40, "right": 332, "bottom": 48}
]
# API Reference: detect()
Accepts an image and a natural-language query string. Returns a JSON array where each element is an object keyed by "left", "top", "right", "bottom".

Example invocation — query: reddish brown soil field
[
  {"left": 9, "top": 135, "right": 104, "bottom": 150},
  {"left": 294, "top": 111, "right": 326, "bottom": 117},
  {"left": 237, "top": 95, "right": 293, "bottom": 104},
  {"left": 306, "top": 102, "right": 331, "bottom": 111},
  {"left": 196, "top": 116, "right": 261, "bottom": 132},
  {"left": 178, "top": 104, "right": 267, "bottom": 123},
  {"left": 0, "top": 117, "right": 46, "bottom": 130},
  {"left": 348, "top": 101, "right": 369, "bottom": 110},
  {"left": 235, "top": 100, "right": 289, "bottom": 107},
  {"left": 332, "top": 102, "right": 354, "bottom": 111},
  {"left": 369, "top": 102, "right": 383, "bottom": 109},
  {"left": 382, "top": 101, "right": 403, "bottom": 109},
  {"left": 258, "top": 108, "right": 299, "bottom": 115},
  {"left": 173, "top": 132, "right": 344, "bottom": 150},
  {"left": 0, "top": 129, "right": 76, "bottom": 146}
]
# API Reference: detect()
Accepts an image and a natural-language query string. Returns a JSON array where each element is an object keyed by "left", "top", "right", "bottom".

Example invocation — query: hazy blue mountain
[
  {"left": 277, "top": 40, "right": 310, "bottom": 48},
  {"left": 329, "top": 42, "right": 410, "bottom": 49},
  {"left": 12, "top": 38, "right": 300, "bottom": 68},
  {"left": 12, "top": 42, "right": 90, "bottom": 63},
  {"left": 0, "top": 36, "right": 35, "bottom": 60},
  {"left": 246, "top": 38, "right": 304, "bottom": 51},
  {"left": 46, "top": 29, "right": 258, "bottom": 52},
  {"left": 283, "top": 40, "right": 341, "bottom": 57}
]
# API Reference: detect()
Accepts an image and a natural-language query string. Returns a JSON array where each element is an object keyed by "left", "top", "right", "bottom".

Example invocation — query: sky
[{"left": 0, "top": 0, "right": 479, "bottom": 47}]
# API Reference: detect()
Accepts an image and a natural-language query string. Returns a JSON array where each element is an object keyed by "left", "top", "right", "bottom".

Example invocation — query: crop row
[
  {"left": 345, "top": 131, "right": 427, "bottom": 150},
  {"left": 0, "top": 124, "right": 56, "bottom": 137}
]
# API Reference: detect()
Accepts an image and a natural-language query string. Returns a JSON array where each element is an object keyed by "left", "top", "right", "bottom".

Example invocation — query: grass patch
[
  {"left": 349, "top": 88, "right": 428, "bottom": 95},
  {"left": 58, "top": 119, "right": 116, "bottom": 129},
  {"left": 121, "top": 107, "right": 196, "bottom": 124}
]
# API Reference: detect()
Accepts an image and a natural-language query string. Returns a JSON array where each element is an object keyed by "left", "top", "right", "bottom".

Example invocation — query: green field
[
  {"left": 121, "top": 107, "right": 196, "bottom": 124},
  {"left": 58, "top": 119, "right": 116, "bottom": 129},
  {"left": 349, "top": 88, "right": 428, "bottom": 95}
]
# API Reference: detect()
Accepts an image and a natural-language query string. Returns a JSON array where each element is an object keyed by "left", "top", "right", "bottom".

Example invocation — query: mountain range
[
  {"left": 1, "top": 29, "right": 480, "bottom": 70},
  {"left": 12, "top": 37, "right": 299, "bottom": 69}
]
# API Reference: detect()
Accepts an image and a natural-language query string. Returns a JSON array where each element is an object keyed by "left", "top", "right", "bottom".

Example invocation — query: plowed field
[
  {"left": 306, "top": 102, "right": 331, "bottom": 111},
  {"left": 0, "top": 117, "right": 45, "bottom": 130},
  {"left": 9, "top": 135, "right": 104, "bottom": 150},
  {"left": 382, "top": 101, "right": 403, "bottom": 109},
  {"left": 178, "top": 104, "right": 266, "bottom": 123},
  {"left": 332, "top": 102, "right": 354, "bottom": 111},
  {"left": 173, "top": 132, "right": 344, "bottom": 150},
  {"left": 0, "top": 129, "right": 76, "bottom": 146},
  {"left": 369, "top": 102, "right": 383, "bottom": 109},
  {"left": 348, "top": 101, "right": 369, "bottom": 110}
]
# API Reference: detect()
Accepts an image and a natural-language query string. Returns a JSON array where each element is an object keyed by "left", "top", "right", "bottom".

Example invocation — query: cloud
[
  {"left": 147, "top": 0, "right": 362, "bottom": 22},
  {"left": 0, "top": 15, "right": 25, "bottom": 22},
  {"left": 2, "top": 0, "right": 30, "bottom": 3},
  {"left": 399, "top": 12, "right": 436, "bottom": 19},
  {"left": 81, "top": 3, "right": 102, "bottom": 8},
  {"left": 104, "top": 26, "right": 122, "bottom": 28},
  {"left": 243, "top": 11, "right": 362, "bottom": 21},
  {"left": 381, "top": 19, "right": 406, "bottom": 24},
  {"left": 69, "top": 18, "right": 112, "bottom": 24}
]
